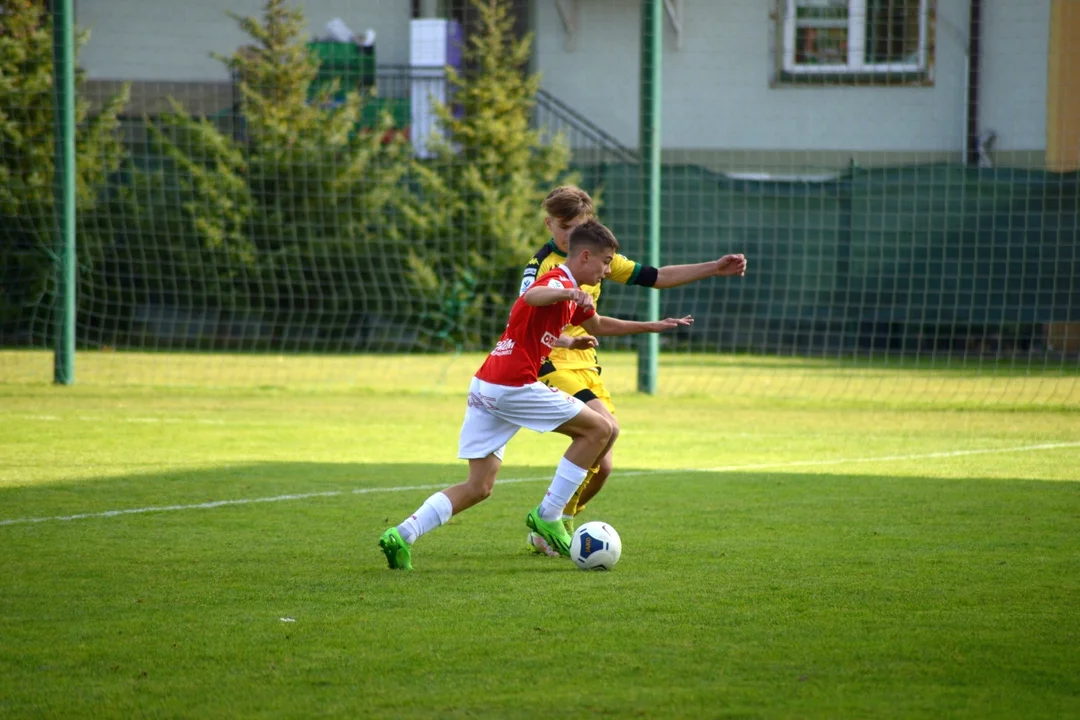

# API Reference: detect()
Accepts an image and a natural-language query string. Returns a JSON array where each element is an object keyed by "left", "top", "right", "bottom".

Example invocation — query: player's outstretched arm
[
  {"left": 580, "top": 314, "right": 693, "bottom": 337},
  {"left": 654, "top": 254, "right": 747, "bottom": 288},
  {"left": 524, "top": 285, "right": 593, "bottom": 309}
]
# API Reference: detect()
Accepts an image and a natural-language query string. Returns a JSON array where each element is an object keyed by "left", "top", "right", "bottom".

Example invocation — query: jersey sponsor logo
[
  {"left": 490, "top": 338, "right": 516, "bottom": 356},
  {"left": 519, "top": 276, "right": 534, "bottom": 295},
  {"left": 546, "top": 278, "right": 565, "bottom": 289},
  {"left": 541, "top": 331, "right": 559, "bottom": 348}
]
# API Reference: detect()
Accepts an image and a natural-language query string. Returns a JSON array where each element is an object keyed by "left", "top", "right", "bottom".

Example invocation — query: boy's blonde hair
[{"left": 542, "top": 185, "right": 595, "bottom": 223}]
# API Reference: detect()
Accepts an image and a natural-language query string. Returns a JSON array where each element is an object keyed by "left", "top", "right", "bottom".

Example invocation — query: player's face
[
  {"left": 545, "top": 214, "right": 587, "bottom": 253},
  {"left": 581, "top": 250, "right": 614, "bottom": 286}
]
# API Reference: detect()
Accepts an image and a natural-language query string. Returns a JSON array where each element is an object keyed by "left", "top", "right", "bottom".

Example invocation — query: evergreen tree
[
  {"left": 147, "top": 0, "right": 409, "bottom": 344},
  {"left": 404, "top": 0, "right": 575, "bottom": 351},
  {"left": 0, "top": 0, "right": 128, "bottom": 335}
]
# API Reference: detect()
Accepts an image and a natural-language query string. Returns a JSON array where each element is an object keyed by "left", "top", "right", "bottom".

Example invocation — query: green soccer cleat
[
  {"left": 562, "top": 516, "right": 575, "bottom": 535},
  {"left": 378, "top": 527, "right": 413, "bottom": 570},
  {"left": 525, "top": 507, "right": 572, "bottom": 557}
]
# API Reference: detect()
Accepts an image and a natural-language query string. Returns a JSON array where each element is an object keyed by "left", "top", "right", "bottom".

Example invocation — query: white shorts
[{"left": 457, "top": 377, "right": 586, "bottom": 460}]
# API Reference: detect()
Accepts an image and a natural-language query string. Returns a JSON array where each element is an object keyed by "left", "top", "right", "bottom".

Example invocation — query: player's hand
[
  {"left": 555, "top": 333, "right": 598, "bottom": 349},
  {"left": 651, "top": 315, "right": 694, "bottom": 332},
  {"left": 566, "top": 335, "right": 599, "bottom": 350},
  {"left": 568, "top": 289, "right": 593, "bottom": 309},
  {"left": 716, "top": 254, "right": 747, "bottom": 277}
]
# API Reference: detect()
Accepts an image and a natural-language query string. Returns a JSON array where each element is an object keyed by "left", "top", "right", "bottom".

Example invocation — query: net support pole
[
  {"left": 637, "top": 0, "right": 662, "bottom": 394},
  {"left": 53, "top": 0, "right": 76, "bottom": 385}
]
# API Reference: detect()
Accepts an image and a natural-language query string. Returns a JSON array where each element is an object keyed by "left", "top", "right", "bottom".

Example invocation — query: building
[{"left": 77, "top": 0, "right": 1079, "bottom": 172}]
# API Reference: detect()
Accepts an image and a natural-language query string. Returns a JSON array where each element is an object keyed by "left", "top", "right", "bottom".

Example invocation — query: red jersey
[{"left": 475, "top": 266, "right": 596, "bottom": 387}]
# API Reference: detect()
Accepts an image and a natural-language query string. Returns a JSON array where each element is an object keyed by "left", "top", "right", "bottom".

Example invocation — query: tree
[
  {"left": 0, "top": 0, "right": 128, "bottom": 338},
  {"left": 146, "top": 0, "right": 410, "bottom": 347},
  {"left": 404, "top": 0, "right": 576, "bottom": 351}
]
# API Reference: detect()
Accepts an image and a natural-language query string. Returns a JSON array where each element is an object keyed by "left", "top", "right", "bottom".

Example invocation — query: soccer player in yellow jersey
[{"left": 524, "top": 186, "right": 747, "bottom": 555}]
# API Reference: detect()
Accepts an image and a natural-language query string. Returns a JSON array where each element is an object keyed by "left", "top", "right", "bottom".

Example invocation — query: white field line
[
  {"left": 693, "top": 441, "right": 1080, "bottom": 473},
  {"left": 1, "top": 441, "right": 1077, "bottom": 528}
]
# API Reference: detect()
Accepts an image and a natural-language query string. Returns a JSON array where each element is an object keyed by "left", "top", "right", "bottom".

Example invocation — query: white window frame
[{"left": 782, "top": 0, "right": 930, "bottom": 75}]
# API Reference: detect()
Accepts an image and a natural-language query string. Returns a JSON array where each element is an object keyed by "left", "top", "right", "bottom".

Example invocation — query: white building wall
[
  {"left": 77, "top": 0, "right": 411, "bottom": 81},
  {"left": 74, "top": 0, "right": 1050, "bottom": 155},
  {"left": 533, "top": 0, "right": 1049, "bottom": 154},
  {"left": 978, "top": 0, "right": 1050, "bottom": 151}
]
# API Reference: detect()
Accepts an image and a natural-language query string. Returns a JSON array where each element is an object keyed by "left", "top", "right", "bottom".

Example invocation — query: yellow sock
[{"left": 563, "top": 469, "right": 596, "bottom": 517}]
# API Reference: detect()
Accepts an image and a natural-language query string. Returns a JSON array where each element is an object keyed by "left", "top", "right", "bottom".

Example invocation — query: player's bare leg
[
  {"left": 563, "top": 399, "right": 618, "bottom": 522},
  {"left": 552, "top": 404, "right": 614, "bottom": 469},
  {"left": 526, "top": 405, "right": 613, "bottom": 557},
  {"left": 380, "top": 455, "right": 501, "bottom": 570},
  {"left": 531, "top": 403, "right": 617, "bottom": 555},
  {"left": 574, "top": 445, "right": 613, "bottom": 514},
  {"left": 442, "top": 454, "right": 502, "bottom": 514}
]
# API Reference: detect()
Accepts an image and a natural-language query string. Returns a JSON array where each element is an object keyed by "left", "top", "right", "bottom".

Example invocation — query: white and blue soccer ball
[{"left": 570, "top": 521, "right": 622, "bottom": 571}]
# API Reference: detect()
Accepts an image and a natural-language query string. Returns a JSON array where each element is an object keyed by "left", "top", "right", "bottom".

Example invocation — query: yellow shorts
[{"left": 538, "top": 365, "right": 615, "bottom": 414}]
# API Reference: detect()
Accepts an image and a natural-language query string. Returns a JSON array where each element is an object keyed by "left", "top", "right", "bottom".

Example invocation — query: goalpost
[{"left": 52, "top": 0, "right": 76, "bottom": 385}]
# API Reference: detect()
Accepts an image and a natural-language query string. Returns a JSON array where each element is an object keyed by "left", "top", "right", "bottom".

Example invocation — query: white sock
[
  {"left": 539, "top": 457, "right": 588, "bottom": 522},
  {"left": 397, "top": 491, "right": 453, "bottom": 545}
]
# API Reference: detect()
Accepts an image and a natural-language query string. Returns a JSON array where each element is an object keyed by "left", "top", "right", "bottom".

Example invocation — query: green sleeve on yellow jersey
[{"left": 608, "top": 254, "right": 643, "bottom": 285}]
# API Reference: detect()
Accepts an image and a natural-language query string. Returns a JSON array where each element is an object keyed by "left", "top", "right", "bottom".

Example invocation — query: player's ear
[{"left": 544, "top": 216, "right": 554, "bottom": 233}]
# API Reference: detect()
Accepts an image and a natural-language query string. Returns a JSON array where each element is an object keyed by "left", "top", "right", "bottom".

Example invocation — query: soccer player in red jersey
[
  {"left": 524, "top": 185, "right": 746, "bottom": 553},
  {"left": 378, "top": 221, "right": 692, "bottom": 570}
]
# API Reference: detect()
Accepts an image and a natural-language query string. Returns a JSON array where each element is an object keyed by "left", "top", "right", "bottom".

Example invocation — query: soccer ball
[{"left": 570, "top": 521, "right": 622, "bottom": 571}]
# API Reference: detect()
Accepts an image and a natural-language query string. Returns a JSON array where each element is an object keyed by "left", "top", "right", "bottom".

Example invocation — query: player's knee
[
  {"left": 467, "top": 483, "right": 493, "bottom": 504},
  {"left": 590, "top": 416, "right": 614, "bottom": 445},
  {"left": 604, "top": 415, "right": 618, "bottom": 442},
  {"left": 466, "top": 473, "right": 497, "bottom": 502}
]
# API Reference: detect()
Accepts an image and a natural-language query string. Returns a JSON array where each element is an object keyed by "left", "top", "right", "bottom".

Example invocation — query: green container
[{"left": 307, "top": 41, "right": 375, "bottom": 98}]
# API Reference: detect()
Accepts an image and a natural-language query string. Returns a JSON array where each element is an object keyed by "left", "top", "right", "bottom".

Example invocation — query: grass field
[{"left": 1, "top": 353, "right": 1079, "bottom": 718}]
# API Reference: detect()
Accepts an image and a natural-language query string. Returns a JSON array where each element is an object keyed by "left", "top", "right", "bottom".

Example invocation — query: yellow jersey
[{"left": 519, "top": 239, "right": 658, "bottom": 370}]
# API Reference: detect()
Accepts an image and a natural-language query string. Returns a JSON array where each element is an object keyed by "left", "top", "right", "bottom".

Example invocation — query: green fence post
[
  {"left": 53, "top": 0, "right": 76, "bottom": 385},
  {"left": 637, "top": 0, "right": 662, "bottom": 395}
]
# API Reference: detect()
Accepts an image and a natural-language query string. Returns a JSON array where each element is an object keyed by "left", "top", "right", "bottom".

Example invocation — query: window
[{"left": 781, "top": 0, "right": 931, "bottom": 80}]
